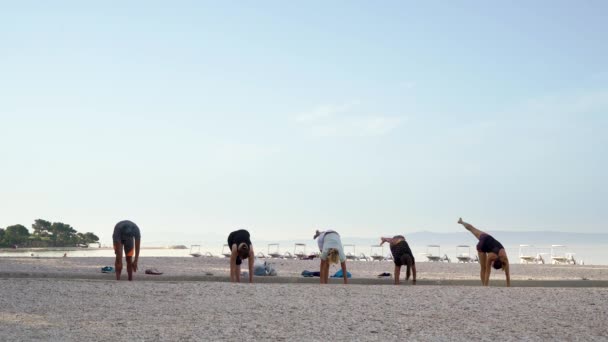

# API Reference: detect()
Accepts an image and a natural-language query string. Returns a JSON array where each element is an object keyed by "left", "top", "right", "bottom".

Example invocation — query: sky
[{"left": 1, "top": 1, "right": 607, "bottom": 245}]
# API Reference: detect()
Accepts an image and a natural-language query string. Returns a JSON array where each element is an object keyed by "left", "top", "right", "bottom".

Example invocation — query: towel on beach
[
  {"left": 331, "top": 269, "right": 352, "bottom": 278},
  {"left": 301, "top": 270, "right": 321, "bottom": 277},
  {"left": 101, "top": 266, "right": 114, "bottom": 273},
  {"left": 145, "top": 268, "right": 163, "bottom": 275}
]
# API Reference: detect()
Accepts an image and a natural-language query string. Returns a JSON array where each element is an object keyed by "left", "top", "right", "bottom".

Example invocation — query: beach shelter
[
  {"left": 370, "top": 245, "right": 385, "bottom": 261},
  {"left": 189, "top": 245, "right": 202, "bottom": 257}
]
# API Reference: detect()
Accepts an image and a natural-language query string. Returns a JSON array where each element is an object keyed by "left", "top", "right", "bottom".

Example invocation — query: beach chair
[
  {"left": 551, "top": 245, "right": 576, "bottom": 265},
  {"left": 424, "top": 245, "right": 442, "bottom": 262},
  {"left": 267, "top": 243, "right": 282, "bottom": 259},
  {"left": 256, "top": 251, "right": 267, "bottom": 259},
  {"left": 370, "top": 245, "right": 385, "bottom": 261},
  {"left": 189, "top": 245, "right": 202, "bottom": 257},
  {"left": 221, "top": 244, "right": 231, "bottom": 258},
  {"left": 519, "top": 245, "right": 544, "bottom": 264},
  {"left": 343, "top": 244, "right": 359, "bottom": 261},
  {"left": 456, "top": 245, "right": 473, "bottom": 263},
  {"left": 301, "top": 251, "right": 319, "bottom": 260},
  {"left": 282, "top": 251, "right": 296, "bottom": 259},
  {"left": 294, "top": 243, "right": 307, "bottom": 259},
  {"left": 358, "top": 253, "right": 370, "bottom": 261}
]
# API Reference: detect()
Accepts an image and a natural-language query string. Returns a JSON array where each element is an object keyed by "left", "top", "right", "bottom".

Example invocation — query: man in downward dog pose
[
  {"left": 227, "top": 229, "right": 255, "bottom": 283},
  {"left": 458, "top": 218, "right": 511, "bottom": 287},
  {"left": 113, "top": 220, "right": 141, "bottom": 281},
  {"left": 380, "top": 235, "right": 416, "bottom": 285}
]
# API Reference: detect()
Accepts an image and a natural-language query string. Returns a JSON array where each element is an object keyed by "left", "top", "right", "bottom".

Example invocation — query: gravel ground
[{"left": 1, "top": 278, "right": 607, "bottom": 341}]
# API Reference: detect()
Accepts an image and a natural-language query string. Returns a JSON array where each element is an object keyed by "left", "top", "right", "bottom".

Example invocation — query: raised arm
[{"left": 379, "top": 237, "right": 393, "bottom": 245}]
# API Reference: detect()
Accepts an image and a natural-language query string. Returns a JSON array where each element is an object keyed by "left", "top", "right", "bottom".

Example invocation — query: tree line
[{"left": 0, "top": 219, "right": 100, "bottom": 248}]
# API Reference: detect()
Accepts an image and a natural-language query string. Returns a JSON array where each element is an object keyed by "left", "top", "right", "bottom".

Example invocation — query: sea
[{"left": 2, "top": 240, "right": 607, "bottom": 265}]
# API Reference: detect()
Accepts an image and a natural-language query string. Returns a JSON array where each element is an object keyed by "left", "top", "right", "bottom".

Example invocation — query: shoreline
[
  {"left": 2, "top": 271, "right": 608, "bottom": 287},
  {"left": 2, "top": 256, "right": 608, "bottom": 286}
]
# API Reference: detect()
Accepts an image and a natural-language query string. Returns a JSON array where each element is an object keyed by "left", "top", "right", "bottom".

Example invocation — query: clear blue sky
[{"left": 1, "top": 1, "right": 607, "bottom": 244}]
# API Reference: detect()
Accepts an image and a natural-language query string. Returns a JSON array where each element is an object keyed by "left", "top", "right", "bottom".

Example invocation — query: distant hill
[{"left": 335, "top": 231, "right": 608, "bottom": 247}]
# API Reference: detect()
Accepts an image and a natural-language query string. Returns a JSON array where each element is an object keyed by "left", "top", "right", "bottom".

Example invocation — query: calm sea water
[{"left": 2, "top": 243, "right": 607, "bottom": 265}]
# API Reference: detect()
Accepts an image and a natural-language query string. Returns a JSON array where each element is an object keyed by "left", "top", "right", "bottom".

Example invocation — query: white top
[{"left": 316, "top": 230, "right": 346, "bottom": 262}]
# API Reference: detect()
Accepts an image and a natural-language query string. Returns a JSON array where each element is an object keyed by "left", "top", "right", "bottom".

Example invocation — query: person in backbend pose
[
  {"left": 313, "top": 230, "right": 348, "bottom": 284},
  {"left": 458, "top": 218, "right": 510, "bottom": 287},
  {"left": 113, "top": 220, "right": 141, "bottom": 281},
  {"left": 380, "top": 235, "right": 416, "bottom": 285},
  {"left": 227, "top": 229, "right": 255, "bottom": 283}
]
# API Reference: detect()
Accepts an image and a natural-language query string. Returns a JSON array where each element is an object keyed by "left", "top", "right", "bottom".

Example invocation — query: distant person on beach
[
  {"left": 113, "top": 220, "right": 141, "bottom": 281},
  {"left": 313, "top": 230, "right": 348, "bottom": 284},
  {"left": 380, "top": 235, "right": 416, "bottom": 285},
  {"left": 458, "top": 218, "right": 510, "bottom": 287},
  {"left": 227, "top": 229, "right": 254, "bottom": 283}
]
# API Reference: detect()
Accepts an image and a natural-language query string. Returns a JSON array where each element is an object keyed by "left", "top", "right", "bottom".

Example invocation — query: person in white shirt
[{"left": 313, "top": 230, "right": 348, "bottom": 284}]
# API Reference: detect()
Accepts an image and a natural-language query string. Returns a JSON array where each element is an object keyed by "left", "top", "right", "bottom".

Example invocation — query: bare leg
[
  {"left": 394, "top": 265, "right": 401, "bottom": 285},
  {"left": 320, "top": 259, "right": 326, "bottom": 284},
  {"left": 478, "top": 252, "right": 487, "bottom": 285},
  {"left": 321, "top": 260, "right": 329, "bottom": 284},
  {"left": 114, "top": 243, "right": 123, "bottom": 281},
  {"left": 458, "top": 218, "right": 485, "bottom": 239},
  {"left": 411, "top": 263, "right": 417, "bottom": 285},
  {"left": 340, "top": 261, "right": 348, "bottom": 284},
  {"left": 126, "top": 256, "right": 133, "bottom": 281}
]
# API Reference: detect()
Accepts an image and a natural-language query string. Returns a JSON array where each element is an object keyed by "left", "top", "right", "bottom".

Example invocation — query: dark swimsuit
[
  {"left": 476, "top": 233, "right": 504, "bottom": 254},
  {"left": 227, "top": 229, "right": 252, "bottom": 265},
  {"left": 112, "top": 220, "right": 141, "bottom": 257},
  {"left": 390, "top": 239, "right": 415, "bottom": 267}
]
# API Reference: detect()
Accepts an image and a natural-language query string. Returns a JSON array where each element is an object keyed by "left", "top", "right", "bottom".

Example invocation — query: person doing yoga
[
  {"left": 313, "top": 230, "right": 348, "bottom": 284},
  {"left": 227, "top": 229, "right": 255, "bottom": 283},
  {"left": 380, "top": 235, "right": 416, "bottom": 285},
  {"left": 112, "top": 220, "right": 141, "bottom": 281},
  {"left": 458, "top": 218, "right": 510, "bottom": 287}
]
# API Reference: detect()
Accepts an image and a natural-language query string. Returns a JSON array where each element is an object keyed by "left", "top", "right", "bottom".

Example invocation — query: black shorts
[{"left": 394, "top": 254, "right": 415, "bottom": 267}]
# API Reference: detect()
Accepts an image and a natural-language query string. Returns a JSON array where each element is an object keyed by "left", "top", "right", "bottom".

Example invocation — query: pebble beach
[{"left": 1, "top": 257, "right": 607, "bottom": 341}]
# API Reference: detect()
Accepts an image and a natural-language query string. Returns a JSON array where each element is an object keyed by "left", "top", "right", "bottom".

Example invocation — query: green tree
[
  {"left": 75, "top": 232, "right": 100, "bottom": 246},
  {"left": 0, "top": 228, "right": 5, "bottom": 247},
  {"left": 3, "top": 225, "right": 30, "bottom": 246},
  {"left": 31, "top": 219, "right": 52, "bottom": 238},
  {"left": 49, "top": 222, "right": 77, "bottom": 246},
  {"left": 83, "top": 232, "right": 100, "bottom": 244}
]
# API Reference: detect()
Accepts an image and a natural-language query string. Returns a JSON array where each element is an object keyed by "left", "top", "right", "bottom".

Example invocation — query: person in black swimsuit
[
  {"left": 380, "top": 235, "right": 416, "bottom": 285},
  {"left": 227, "top": 229, "right": 255, "bottom": 283},
  {"left": 458, "top": 218, "right": 511, "bottom": 287}
]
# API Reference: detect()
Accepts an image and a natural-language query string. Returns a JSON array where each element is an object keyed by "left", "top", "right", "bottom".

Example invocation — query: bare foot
[{"left": 458, "top": 217, "right": 463, "bottom": 224}]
